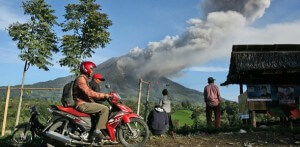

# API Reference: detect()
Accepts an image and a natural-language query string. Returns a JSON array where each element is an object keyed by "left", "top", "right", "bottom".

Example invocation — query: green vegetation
[
  {"left": 0, "top": 98, "right": 60, "bottom": 132},
  {"left": 59, "top": 0, "right": 112, "bottom": 74},
  {"left": 8, "top": 0, "right": 58, "bottom": 71},
  {"left": 172, "top": 110, "right": 193, "bottom": 127},
  {"left": 8, "top": 0, "right": 59, "bottom": 126}
]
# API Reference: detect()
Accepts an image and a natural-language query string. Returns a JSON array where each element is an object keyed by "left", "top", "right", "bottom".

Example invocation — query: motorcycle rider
[
  {"left": 89, "top": 73, "right": 105, "bottom": 93},
  {"left": 73, "top": 61, "right": 110, "bottom": 139}
]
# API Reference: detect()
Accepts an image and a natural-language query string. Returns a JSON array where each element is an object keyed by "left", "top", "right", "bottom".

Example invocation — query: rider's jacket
[{"left": 73, "top": 74, "right": 104, "bottom": 106}]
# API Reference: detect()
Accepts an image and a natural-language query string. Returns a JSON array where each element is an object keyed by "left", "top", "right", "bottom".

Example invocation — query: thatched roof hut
[{"left": 221, "top": 44, "right": 300, "bottom": 86}]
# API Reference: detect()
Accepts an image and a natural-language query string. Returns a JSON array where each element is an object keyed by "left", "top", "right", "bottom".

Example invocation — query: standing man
[
  {"left": 204, "top": 77, "right": 221, "bottom": 128},
  {"left": 89, "top": 73, "right": 105, "bottom": 92},
  {"left": 159, "top": 89, "right": 174, "bottom": 133}
]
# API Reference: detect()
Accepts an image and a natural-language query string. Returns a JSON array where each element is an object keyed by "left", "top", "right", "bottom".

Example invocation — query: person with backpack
[
  {"left": 147, "top": 105, "right": 168, "bottom": 135},
  {"left": 204, "top": 77, "right": 221, "bottom": 128},
  {"left": 73, "top": 61, "right": 111, "bottom": 139}
]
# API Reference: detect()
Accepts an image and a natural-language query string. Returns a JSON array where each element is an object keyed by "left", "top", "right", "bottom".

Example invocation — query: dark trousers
[
  {"left": 167, "top": 113, "right": 173, "bottom": 132},
  {"left": 206, "top": 104, "right": 221, "bottom": 128}
]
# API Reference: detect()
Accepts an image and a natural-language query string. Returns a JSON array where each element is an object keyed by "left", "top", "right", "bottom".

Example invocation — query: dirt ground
[
  {"left": 1, "top": 131, "right": 300, "bottom": 147},
  {"left": 143, "top": 131, "right": 300, "bottom": 147}
]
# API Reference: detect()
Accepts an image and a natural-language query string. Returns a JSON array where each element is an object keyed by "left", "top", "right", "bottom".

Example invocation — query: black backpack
[{"left": 61, "top": 81, "right": 75, "bottom": 107}]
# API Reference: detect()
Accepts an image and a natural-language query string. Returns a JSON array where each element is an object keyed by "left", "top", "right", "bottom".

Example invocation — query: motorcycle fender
[
  {"left": 15, "top": 122, "right": 30, "bottom": 130},
  {"left": 122, "top": 113, "right": 139, "bottom": 123}
]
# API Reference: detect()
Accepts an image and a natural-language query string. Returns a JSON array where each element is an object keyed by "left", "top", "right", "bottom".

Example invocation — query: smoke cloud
[
  {"left": 201, "top": 0, "right": 270, "bottom": 23},
  {"left": 116, "top": 0, "right": 300, "bottom": 78}
]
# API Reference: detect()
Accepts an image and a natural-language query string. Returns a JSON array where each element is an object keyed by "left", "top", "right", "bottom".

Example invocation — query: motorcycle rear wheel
[
  {"left": 46, "top": 119, "right": 68, "bottom": 147},
  {"left": 12, "top": 123, "right": 33, "bottom": 145},
  {"left": 118, "top": 118, "right": 150, "bottom": 147}
]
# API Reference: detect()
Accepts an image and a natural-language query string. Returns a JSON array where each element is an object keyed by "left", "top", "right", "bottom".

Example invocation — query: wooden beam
[
  {"left": 0, "top": 88, "right": 63, "bottom": 90},
  {"left": 251, "top": 111, "right": 256, "bottom": 128}
]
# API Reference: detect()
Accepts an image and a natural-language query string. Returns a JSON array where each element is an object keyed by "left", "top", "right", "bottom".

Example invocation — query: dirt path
[
  {"left": 145, "top": 132, "right": 300, "bottom": 147},
  {"left": 1, "top": 131, "right": 299, "bottom": 146}
]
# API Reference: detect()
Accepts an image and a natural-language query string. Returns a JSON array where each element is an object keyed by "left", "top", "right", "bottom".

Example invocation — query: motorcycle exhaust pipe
[
  {"left": 46, "top": 131, "right": 90, "bottom": 145},
  {"left": 46, "top": 131, "right": 72, "bottom": 144}
]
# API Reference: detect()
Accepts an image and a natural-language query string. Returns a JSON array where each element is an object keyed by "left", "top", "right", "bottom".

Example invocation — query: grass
[{"left": 172, "top": 109, "right": 193, "bottom": 127}]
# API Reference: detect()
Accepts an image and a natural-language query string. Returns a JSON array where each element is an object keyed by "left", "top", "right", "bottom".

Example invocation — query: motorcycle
[
  {"left": 12, "top": 106, "right": 45, "bottom": 145},
  {"left": 12, "top": 84, "right": 150, "bottom": 147}
]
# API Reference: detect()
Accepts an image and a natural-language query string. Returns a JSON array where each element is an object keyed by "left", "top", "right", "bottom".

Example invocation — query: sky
[{"left": 1, "top": 0, "right": 300, "bottom": 102}]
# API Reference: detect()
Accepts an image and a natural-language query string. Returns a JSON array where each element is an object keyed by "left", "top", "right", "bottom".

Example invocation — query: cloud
[
  {"left": 234, "top": 21, "right": 300, "bottom": 44},
  {"left": 116, "top": 0, "right": 300, "bottom": 79},
  {"left": 201, "top": 0, "right": 270, "bottom": 23},
  {"left": 188, "top": 66, "right": 229, "bottom": 72},
  {"left": 0, "top": 1, "right": 27, "bottom": 31},
  {"left": 117, "top": 9, "right": 251, "bottom": 78}
]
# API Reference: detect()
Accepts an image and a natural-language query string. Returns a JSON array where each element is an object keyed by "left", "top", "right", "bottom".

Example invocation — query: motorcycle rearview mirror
[
  {"left": 105, "top": 84, "right": 111, "bottom": 89},
  {"left": 105, "top": 84, "right": 112, "bottom": 92}
]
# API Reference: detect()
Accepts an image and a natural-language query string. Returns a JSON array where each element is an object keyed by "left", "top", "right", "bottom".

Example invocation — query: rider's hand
[{"left": 104, "top": 94, "right": 111, "bottom": 99}]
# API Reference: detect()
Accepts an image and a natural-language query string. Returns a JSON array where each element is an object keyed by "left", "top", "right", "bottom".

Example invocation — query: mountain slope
[{"left": 1, "top": 57, "right": 204, "bottom": 104}]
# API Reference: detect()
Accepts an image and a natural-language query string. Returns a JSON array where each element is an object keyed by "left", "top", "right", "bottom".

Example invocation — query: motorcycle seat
[{"left": 57, "top": 105, "right": 90, "bottom": 117}]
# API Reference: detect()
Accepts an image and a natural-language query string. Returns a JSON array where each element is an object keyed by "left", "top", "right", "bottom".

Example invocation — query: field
[{"left": 171, "top": 109, "right": 194, "bottom": 126}]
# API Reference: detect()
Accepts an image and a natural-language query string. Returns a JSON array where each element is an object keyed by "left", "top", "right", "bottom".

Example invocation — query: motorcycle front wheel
[
  {"left": 118, "top": 118, "right": 150, "bottom": 147},
  {"left": 12, "top": 123, "right": 33, "bottom": 145}
]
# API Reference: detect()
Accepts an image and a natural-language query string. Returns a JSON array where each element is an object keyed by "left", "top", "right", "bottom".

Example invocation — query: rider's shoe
[
  {"left": 103, "top": 140, "right": 118, "bottom": 145},
  {"left": 93, "top": 130, "right": 110, "bottom": 140},
  {"left": 109, "top": 140, "right": 118, "bottom": 144}
]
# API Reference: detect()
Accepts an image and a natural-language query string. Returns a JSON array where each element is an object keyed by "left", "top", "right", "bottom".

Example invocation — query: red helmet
[
  {"left": 93, "top": 73, "right": 105, "bottom": 81},
  {"left": 80, "top": 61, "right": 96, "bottom": 75}
]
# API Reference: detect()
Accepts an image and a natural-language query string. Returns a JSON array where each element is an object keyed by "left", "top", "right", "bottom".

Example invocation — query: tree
[
  {"left": 8, "top": 0, "right": 58, "bottom": 126},
  {"left": 186, "top": 100, "right": 192, "bottom": 109},
  {"left": 59, "top": 0, "right": 112, "bottom": 74},
  {"left": 181, "top": 101, "right": 187, "bottom": 108},
  {"left": 191, "top": 108, "right": 201, "bottom": 130}
]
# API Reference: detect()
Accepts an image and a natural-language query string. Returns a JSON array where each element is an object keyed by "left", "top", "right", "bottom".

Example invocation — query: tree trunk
[{"left": 15, "top": 61, "right": 29, "bottom": 127}]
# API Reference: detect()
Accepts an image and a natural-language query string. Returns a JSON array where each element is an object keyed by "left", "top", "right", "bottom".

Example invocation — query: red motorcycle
[{"left": 44, "top": 84, "right": 150, "bottom": 147}]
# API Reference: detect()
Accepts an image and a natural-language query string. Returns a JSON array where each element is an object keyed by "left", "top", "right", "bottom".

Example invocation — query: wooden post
[
  {"left": 239, "top": 84, "right": 243, "bottom": 94},
  {"left": 239, "top": 84, "right": 248, "bottom": 125},
  {"left": 289, "top": 118, "right": 294, "bottom": 130},
  {"left": 137, "top": 79, "right": 143, "bottom": 115},
  {"left": 251, "top": 111, "right": 256, "bottom": 128},
  {"left": 144, "top": 83, "right": 150, "bottom": 121},
  {"left": 1, "top": 86, "right": 11, "bottom": 136}
]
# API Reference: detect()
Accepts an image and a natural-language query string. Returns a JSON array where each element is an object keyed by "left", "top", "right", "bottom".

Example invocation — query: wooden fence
[{"left": 0, "top": 87, "right": 63, "bottom": 136}]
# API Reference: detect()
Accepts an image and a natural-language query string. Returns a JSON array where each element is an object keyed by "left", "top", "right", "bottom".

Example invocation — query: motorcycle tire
[
  {"left": 12, "top": 123, "right": 33, "bottom": 145},
  {"left": 118, "top": 118, "right": 150, "bottom": 147}
]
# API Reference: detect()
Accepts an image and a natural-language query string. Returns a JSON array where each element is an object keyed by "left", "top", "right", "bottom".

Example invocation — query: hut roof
[{"left": 221, "top": 44, "right": 300, "bottom": 86}]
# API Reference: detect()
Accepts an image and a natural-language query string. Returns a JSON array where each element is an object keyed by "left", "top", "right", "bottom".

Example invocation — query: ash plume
[
  {"left": 117, "top": 0, "right": 272, "bottom": 78},
  {"left": 201, "top": 0, "right": 270, "bottom": 23}
]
